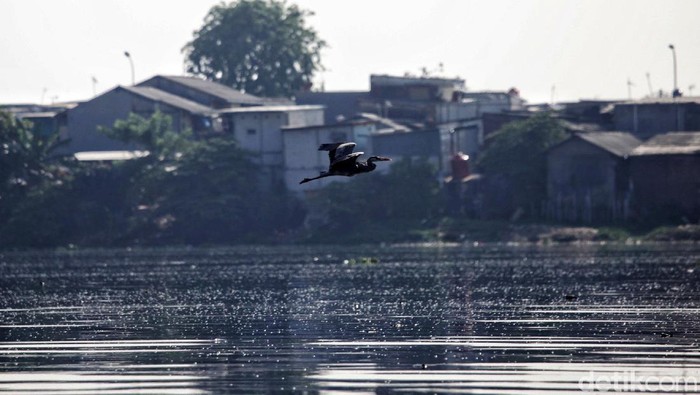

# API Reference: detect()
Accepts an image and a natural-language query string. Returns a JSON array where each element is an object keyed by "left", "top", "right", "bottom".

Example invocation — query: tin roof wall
[
  {"left": 631, "top": 132, "right": 700, "bottom": 156},
  {"left": 576, "top": 132, "right": 642, "bottom": 157},
  {"left": 121, "top": 86, "right": 213, "bottom": 115},
  {"left": 146, "top": 75, "right": 266, "bottom": 106}
]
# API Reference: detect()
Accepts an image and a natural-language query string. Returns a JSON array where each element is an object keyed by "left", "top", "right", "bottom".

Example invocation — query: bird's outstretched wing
[
  {"left": 330, "top": 152, "right": 363, "bottom": 173},
  {"left": 319, "top": 142, "right": 356, "bottom": 165}
]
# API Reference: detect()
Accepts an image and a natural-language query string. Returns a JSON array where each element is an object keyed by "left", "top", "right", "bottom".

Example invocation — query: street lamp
[
  {"left": 124, "top": 51, "right": 135, "bottom": 85},
  {"left": 668, "top": 44, "right": 680, "bottom": 98}
]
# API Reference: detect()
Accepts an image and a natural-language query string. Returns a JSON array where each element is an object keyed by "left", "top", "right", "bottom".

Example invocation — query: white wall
[{"left": 230, "top": 108, "right": 324, "bottom": 168}]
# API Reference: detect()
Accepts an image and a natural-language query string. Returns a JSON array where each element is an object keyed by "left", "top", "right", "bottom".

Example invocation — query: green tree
[
  {"left": 477, "top": 113, "right": 567, "bottom": 218},
  {"left": 183, "top": 0, "right": 326, "bottom": 97},
  {"left": 310, "top": 158, "right": 442, "bottom": 242},
  {"left": 102, "top": 111, "right": 303, "bottom": 245},
  {"left": 0, "top": 111, "right": 63, "bottom": 218}
]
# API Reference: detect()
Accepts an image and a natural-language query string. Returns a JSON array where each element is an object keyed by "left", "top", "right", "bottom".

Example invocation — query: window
[{"left": 247, "top": 129, "right": 257, "bottom": 136}]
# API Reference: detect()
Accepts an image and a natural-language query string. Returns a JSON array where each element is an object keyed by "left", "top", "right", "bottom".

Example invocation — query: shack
[
  {"left": 546, "top": 132, "right": 641, "bottom": 223},
  {"left": 629, "top": 132, "right": 700, "bottom": 222}
]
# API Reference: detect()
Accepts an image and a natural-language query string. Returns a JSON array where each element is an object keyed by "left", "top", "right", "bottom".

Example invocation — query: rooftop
[
  {"left": 219, "top": 105, "right": 324, "bottom": 114},
  {"left": 148, "top": 75, "right": 265, "bottom": 106},
  {"left": 121, "top": 86, "right": 213, "bottom": 115},
  {"left": 370, "top": 74, "right": 465, "bottom": 89},
  {"left": 576, "top": 132, "right": 642, "bottom": 157},
  {"left": 631, "top": 132, "right": 700, "bottom": 156},
  {"left": 617, "top": 96, "right": 700, "bottom": 106}
]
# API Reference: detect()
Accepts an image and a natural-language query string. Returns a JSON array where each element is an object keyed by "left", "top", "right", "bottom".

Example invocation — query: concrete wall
[{"left": 229, "top": 108, "right": 324, "bottom": 170}]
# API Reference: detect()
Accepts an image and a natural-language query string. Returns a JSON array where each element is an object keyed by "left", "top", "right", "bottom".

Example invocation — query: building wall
[
  {"left": 630, "top": 155, "right": 700, "bottom": 221},
  {"left": 287, "top": 109, "right": 324, "bottom": 128},
  {"left": 434, "top": 102, "right": 478, "bottom": 123},
  {"left": 283, "top": 124, "right": 367, "bottom": 192},
  {"left": 371, "top": 129, "right": 441, "bottom": 175},
  {"left": 295, "top": 91, "right": 368, "bottom": 124},
  {"left": 547, "top": 139, "right": 623, "bottom": 222},
  {"left": 613, "top": 103, "right": 700, "bottom": 139},
  {"left": 230, "top": 108, "right": 325, "bottom": 170},
  {"left": 65, "top": 88, "right": 190, "bottom": 153},
  {"left": 231, "top": 112, "right": 288, "bottom": 167}
]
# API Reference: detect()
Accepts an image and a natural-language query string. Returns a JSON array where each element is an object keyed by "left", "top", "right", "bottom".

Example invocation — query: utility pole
[
  {"left": 669, "top": 44, "right": 680, "bottom": 97},
  {"left": 645, "top": 72, "right": 653, "bottom": 97},
  {"left": 627, "top": 78, "right": 634, "bottom": 100},
  {"left": 91, "top": 76, "right": 98, "bottom": 97},
  {"left": 124, "top": 51, "right": 135, "bottom": 85}
]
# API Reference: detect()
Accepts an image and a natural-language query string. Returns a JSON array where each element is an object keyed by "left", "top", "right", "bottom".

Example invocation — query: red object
[{"left": 451, "top": 153, "right": 470, "bottom": 180}]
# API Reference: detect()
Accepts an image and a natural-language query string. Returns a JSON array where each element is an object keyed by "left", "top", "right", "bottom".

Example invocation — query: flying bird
[{"left": 299, "top": 142, "right": 391, "bottom": 184}]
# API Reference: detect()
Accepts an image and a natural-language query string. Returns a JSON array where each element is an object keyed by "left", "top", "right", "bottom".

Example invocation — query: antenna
[
  {"left": 550, "top": 85, "right": 556, "bottom": 106},
  {"left": 627, "top": 78, "right": 634, "bottom": 99},
  {"left": 645, "top": 73, "right": 653, "bottom": 97},
  {"left": 91, "top": 76, "right": 98, "bottom": 97}
]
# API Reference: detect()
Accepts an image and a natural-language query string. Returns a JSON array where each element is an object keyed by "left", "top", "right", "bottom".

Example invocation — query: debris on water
[{"left": 343, "top": 257, "right": 380, "bottom": 265}]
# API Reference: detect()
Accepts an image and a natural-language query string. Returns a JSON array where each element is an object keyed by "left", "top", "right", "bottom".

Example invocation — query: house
[
  {"left": 358, "top": 74, "right": 473, "bottom": 123},
  {"left": 629, "top": 132, "right": 700, "bottom": 222},
  {"left": 64, "top": 85, "right": 216, "bottom": 153},
  {"left": 137, "top": 75, "right": 290, "bottom": 109},
  {"left": 295, "top": 91, "right": 369, "bottom": 124},
  {"left": 219, "top": 105, "right": 325, "bottom": 182},
  {"left": 1, "top": 102, "right": 77, "bottom": 139},
  {"left": 546, "top": 132, "right": 642, "bottom": 223},
  {"left": 613, "top": 97, "right": 700, "bottom": 139}
]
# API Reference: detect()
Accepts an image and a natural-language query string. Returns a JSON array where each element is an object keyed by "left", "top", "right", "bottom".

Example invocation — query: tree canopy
[
  {"left": 183, "top": 0, "right": 326, "bottom": 98},
  {"left": 477, "top": 113, "right": 567, "bottom": 217}
]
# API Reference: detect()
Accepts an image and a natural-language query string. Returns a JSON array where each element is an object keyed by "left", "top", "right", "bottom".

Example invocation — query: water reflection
[{"left": 0, "top": 245, "right": 698, "bottom": 393}]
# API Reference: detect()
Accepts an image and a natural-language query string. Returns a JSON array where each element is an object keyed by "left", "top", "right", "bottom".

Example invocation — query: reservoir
[{"left": 1, "top": 244, "right": 699, "bottom": 393}]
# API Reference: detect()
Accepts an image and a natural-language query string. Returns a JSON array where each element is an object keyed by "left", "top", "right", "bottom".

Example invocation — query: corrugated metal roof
[
  {"left": 355, "top": 113, "right": 411, "bottom": 132},
  {"left": 219, "top": 105, "right": 324, "bottom": 114},
  {"left": 631, "top": 132, "right": 700, "bottom": 156},
  {"left": 617, "top": 96, "right": 700, "bottom": 106},
  {"left": 576, "top": 132, "right": 642, "bottom": 157},
  {"left": 121, "top": 86, "right": 213, "bottom": 115},
  {"left": 155, "top": 75, "right": 265, "bottom": 106}
]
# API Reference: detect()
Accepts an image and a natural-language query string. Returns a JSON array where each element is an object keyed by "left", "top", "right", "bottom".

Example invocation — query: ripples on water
[{"left": 0, "top": 245, "right": 699, "bottom": 393}]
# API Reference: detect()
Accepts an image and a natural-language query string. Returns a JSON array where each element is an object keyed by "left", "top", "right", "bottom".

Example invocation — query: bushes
[
  {"left": 306, "top": 157, "right": 442, "bottom": 242},
  {"left": 0, "top": 111, "right": 305, "bottom": 248}
]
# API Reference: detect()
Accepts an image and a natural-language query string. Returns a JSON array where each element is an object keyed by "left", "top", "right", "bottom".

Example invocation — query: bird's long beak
[{"left": 375, "top": 156, "right": 392, "bottom": 161}]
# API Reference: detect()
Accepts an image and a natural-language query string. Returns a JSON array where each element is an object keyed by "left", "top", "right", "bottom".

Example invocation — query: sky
[{"left": 1, "top": 0, "right": 699, "bottom": 105}]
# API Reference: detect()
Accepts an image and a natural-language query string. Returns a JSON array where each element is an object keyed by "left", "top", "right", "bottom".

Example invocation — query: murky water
[{"left": 1, "top": 244, "right": 699, "bottom": 394}]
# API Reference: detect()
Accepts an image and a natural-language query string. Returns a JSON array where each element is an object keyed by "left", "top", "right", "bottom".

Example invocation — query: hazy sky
[{"left": 1, "top": 0, "right": 698, "bottom": 104}]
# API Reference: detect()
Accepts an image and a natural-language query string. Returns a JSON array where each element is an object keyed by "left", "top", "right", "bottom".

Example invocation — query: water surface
[{"left": 1, "top": 244, "right": 699, "bottom": 393}]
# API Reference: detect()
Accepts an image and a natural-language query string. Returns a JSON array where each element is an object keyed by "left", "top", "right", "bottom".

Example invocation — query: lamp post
[
  {"left": 124, "top": 51, "right": 135, "bottom": 85},
  {"left": 668, "top": 44, "right": 680, "bottom": 98}
]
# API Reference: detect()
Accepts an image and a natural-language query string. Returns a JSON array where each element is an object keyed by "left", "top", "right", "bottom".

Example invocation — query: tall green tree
[
  {"left": 101, "top": 111, "right": 304, "bottom": 244},
  {"left": 183, "top": 0, "right": 326, "bottom": 98},
  {"left": 0, "top": 111, "right": 62, "bottom": 217},
  {"left": 477, "top": 113, "right": 567, "bottom": 218}
]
